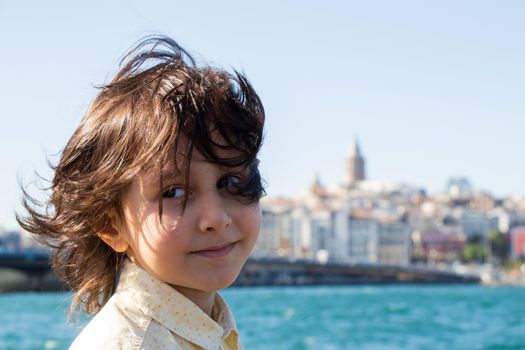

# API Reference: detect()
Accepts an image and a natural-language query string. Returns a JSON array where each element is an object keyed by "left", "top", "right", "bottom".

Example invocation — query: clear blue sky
[{"left": 1, "top": 1, "right": 524, "bottom": 230}]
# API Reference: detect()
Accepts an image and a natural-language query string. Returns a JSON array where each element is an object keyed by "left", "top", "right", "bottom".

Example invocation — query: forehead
[
  {"left": 139, "top": 150, "right": 200, "bottom": 184},
  {"left": 140, "top": 145, "right": 246, "bottom": 183},
  {"left": 135, "top": 126, "right": 252, "bottom": 186}
]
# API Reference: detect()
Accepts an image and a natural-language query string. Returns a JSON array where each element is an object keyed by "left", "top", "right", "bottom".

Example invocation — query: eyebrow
[
  {"left": 152, "top": 156, "right": 252, "bottom": 182},
  {"left": 140, "top": 163, "right": 182, "bottom": 187},
  {"left": 222, "top": 164, "right": 250, "bottom": 174},
  {"left": 158, "top": 169, "right": 186, "bottom": 185}
]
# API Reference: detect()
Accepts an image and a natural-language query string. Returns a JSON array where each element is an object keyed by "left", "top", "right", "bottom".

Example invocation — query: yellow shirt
[{"left": 70, "top": 260, "right": 243, "bottom": 350}]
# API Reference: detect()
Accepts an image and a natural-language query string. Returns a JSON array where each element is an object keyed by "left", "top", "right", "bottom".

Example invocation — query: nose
[{"left": 197, "top": 190, "right": 232, "bottom": 233}]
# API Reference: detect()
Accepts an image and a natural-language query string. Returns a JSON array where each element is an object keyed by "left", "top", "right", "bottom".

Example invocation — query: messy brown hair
[{"left": 17, "top": 35, "right": 265, "bottom": 315}]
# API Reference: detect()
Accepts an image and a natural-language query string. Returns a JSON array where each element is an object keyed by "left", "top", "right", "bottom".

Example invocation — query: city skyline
[{"left": 1, "top": 1, "right": 525, "bottom": 230}]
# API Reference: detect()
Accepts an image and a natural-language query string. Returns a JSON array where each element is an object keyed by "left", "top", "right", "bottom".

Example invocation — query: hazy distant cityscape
[
  {"left": 254, "top": 139, "right": 525, "bottom": 285},
  {"left": 2, "top": 139, "right": 525, "bottom": 285}
]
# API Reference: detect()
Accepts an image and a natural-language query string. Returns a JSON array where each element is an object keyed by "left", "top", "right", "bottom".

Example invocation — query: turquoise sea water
[{"left": 0, "top": 285, "right": 523, "bottom": 350}]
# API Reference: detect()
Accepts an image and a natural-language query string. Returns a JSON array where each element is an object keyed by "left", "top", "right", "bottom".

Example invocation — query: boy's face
[{"left": 118, "top": 148, "right": 261, "bottom": 293}]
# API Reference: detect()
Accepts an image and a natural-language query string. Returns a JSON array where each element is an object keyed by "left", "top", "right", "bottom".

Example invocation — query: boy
[{"left": 18, "top": 35, "right": 265, "bottom": 349}]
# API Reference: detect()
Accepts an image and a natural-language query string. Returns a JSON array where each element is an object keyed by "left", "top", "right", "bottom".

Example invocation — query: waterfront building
[
  {"left": 347, "top": 209, "right": 378, "bottom": 264},
  {"left": 509, "top": 226, "right": 525, "bottom": 259},
  {"left": 0, "top": 230, "right": 22, "bottom": 253},
  {"left": 256, "top": 198, "right": 315, "bottom": 259},
  {"left": 460, "top": 210, "right": 491, "bottom": 239},
  {"left": 256, "top": 198, "right": 298, "bottom": 258},
  {"left": 0, "top": 228, "right": 49, "bottom": 255},
  {"left": 290, "top": 205, "right": 313, "bottom": 259},
  {"left": 412, "top": 230, "right": 465, "bottom": 264},
  {"left": 486, "top": 207, "right": 517, "bottom": 234},
  {"left": 255, "top": 207, "right": 281, "bottom": 258},
  {"left": 310, "top": 208, "right": 335, "bottom": 261},
  {"left": 377, "top": 218, "right": 411, "bottom": 266}
]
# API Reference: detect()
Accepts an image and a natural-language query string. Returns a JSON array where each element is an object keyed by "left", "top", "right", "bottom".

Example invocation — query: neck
[{"left": 173, "top": 286, "right": 217, "bottom": 316}]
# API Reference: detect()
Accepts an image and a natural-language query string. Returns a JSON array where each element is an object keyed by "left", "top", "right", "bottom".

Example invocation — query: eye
[
  {"left": 162, "top": 186, "right": 186, "bottom": 199},
  {"left": 218, "top": 174, "right": 242, "bottom": 189}
]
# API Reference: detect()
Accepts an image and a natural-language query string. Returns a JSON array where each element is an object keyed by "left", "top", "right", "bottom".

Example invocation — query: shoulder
[
  {"left": 69, "top": 293, "right": 189, "bottom": 350},
  {"left": 69, "top": 293, "right": 151, "bottom": 350}
]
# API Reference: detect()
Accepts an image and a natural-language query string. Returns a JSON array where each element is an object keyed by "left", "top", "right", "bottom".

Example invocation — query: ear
[{"left": 97, "top": 220, "right": 129, "bottom": 253}]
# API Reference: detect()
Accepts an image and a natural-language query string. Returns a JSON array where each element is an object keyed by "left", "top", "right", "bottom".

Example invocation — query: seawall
[
  {"left": 234, "top": 258, "right": 480, "bottom": 286},
  {"left": 0, "top": 255, "right": 480, "bottom": 292}
]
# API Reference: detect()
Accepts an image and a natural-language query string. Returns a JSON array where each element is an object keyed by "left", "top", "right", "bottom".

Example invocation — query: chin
[{"left": 201, "top": 269, "right": 241, "bottom": 291}]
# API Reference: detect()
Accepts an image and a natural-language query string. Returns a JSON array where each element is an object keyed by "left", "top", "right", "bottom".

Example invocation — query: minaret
[{"left": 347, "top": 138, "right": 366, "bottom": 185}]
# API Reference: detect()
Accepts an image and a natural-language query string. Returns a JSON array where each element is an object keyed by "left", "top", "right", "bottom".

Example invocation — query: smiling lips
[{"left": 191, "top": 241, "right": 237, "bottom": 258}]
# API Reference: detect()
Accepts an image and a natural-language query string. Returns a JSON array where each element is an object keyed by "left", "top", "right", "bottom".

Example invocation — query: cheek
[
  {"left": 130, "top": 203, "right": 187, "bottom": 250},
  {"left": 237, "top": 203, "right": 262, "bottom": 238}
]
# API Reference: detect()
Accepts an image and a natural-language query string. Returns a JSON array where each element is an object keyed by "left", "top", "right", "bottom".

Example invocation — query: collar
[{"left": 116, "top": 259, "right": 239, "bottom": 350}]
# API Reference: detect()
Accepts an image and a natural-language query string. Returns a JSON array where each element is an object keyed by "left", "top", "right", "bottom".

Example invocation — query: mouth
[{"left": 191, "top": 241, "right": 238, "bottom": 258}]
